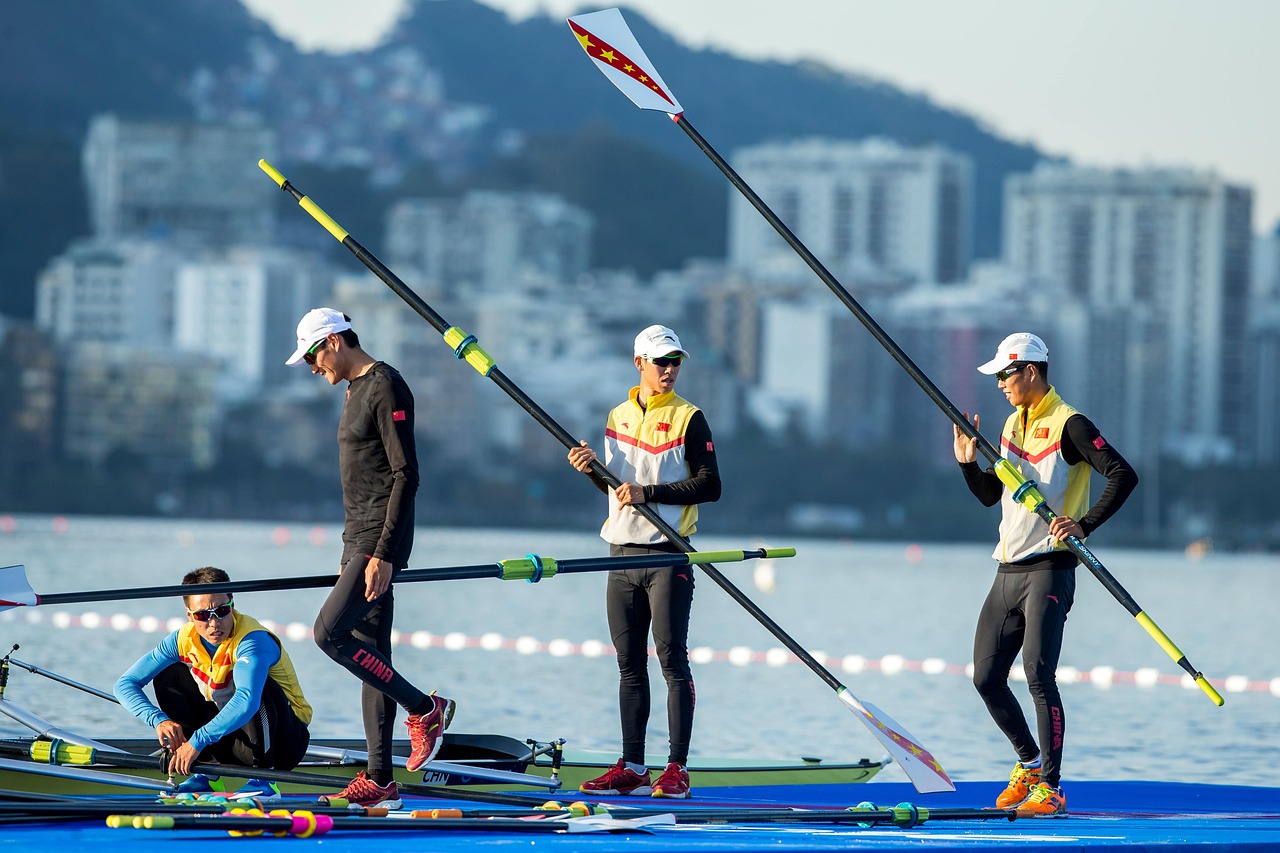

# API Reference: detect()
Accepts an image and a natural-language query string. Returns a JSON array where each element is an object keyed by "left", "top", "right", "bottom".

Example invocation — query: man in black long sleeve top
[
  {"left": 286, "top": 307, "right": 452, "bottom": 810},
  {"left": 953, "top": 332, "right": 1138, "bottom": 818},
  {"left": 567, "top": 325, "right": 721, "bottom": 800}
]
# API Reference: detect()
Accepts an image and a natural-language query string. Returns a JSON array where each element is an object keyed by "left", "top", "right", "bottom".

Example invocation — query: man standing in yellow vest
[
  {"left": 114, "top": 567, "right": 312, "bottom": 802},
  {"left": 567, "top": 325, "right": 721, "bottom": 800},
  {"left": 953, "top": 332, "right": 1138, "bottom": 818}
]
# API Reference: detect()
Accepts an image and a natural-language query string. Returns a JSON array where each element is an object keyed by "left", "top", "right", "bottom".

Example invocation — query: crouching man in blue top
[{"left": 114, "top": 567, "right": 313, "bottom": 801}]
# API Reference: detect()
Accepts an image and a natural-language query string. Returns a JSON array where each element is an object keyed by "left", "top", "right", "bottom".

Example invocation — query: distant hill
[{"left": 0, "top": 0, "right": 1046, "bottom": 319}]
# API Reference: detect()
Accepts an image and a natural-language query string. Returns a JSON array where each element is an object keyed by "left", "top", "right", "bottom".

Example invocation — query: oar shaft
[
  {"left": 27, "top": 549, "right": 791, "bottom": 608},
  {"left": 672, "top": 113, "right": 1221, "bottom": 707},
  {"left": 262, "top": 161, "right": 841, "bottom": 694}
]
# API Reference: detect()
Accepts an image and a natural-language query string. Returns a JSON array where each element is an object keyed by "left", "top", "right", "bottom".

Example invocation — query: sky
[{"left": 239, "top": 0, "right": 1280, "bottom": 233}]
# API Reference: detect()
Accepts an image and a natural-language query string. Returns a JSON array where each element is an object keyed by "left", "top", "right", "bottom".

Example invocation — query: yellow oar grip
[
  {"left": 257, "top": 159, "right": 286, "bottom": 187},
  {"left": 993, "top": 459, "right": 1049, "bottom": 514},
  {"left": 443, "top": 326, "right": 497, "bottom": 377},
  {"left": 29, "top": 740, "right": 95, "bottom": 765},
  {"left": 257, "top": 159, "right": 349, "bottom": 242},
  {"left": 1196, "top": 676, "right": 1225, "bottom": 706},
  {"left": 497, "top": 557, "right": 560, "bottom": 581},
  {"left": 1135, "top": 612, "right": 1225, "bottom": 706}
]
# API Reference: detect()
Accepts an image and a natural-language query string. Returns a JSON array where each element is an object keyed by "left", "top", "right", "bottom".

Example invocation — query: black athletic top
[
  {"left": 961, "top": 412, "right": 1138, "bottom": 541},
  {"left": 338, "top": 362, "right": 419, "bottom": 566}
]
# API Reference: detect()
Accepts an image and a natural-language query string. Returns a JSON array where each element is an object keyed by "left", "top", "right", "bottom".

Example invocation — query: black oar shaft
[
  {"left": 265, "top": 165, "right": 843, "bottom": 694},
  {"left": 672, "top": 114, "right": 1222, "bottom": 706}
]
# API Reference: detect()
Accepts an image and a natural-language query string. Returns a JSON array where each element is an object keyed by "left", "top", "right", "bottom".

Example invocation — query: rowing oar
[
  {"left": 4, "top": 739, "right": 565, "bottom": 808},
  {"left": 110, "top": 809, "right": 675, "bottom": 835},
  {"left": 415, "top": 801, "right": 1016, "bottom": 827},
  {"left": 566, "top": 7, "right": 1223, "bottom": 709},
  {"left": 259, "top": 165, "right": 952, "bottom": 794},
  {"left": 0, "top": 548, "right": 791, "bottom": 611}
]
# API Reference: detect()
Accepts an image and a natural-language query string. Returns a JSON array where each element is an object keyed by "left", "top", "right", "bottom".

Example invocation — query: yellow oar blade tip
[
  {"left": 1197, "top": 677, "right": 1225, "bottom": 706},
  {"left": 258, "top": 159, "right": 286, "bottom": 187}
]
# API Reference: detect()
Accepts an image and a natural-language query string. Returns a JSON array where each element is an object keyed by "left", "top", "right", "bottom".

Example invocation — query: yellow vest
[
  {"left": 995, "top": 387, "right": 1091, "bottom": 564},
  {"left": 600, "top": 387, "right": 700, "bottom": 545},
  {"left": 176, "top": 612, "right": 313, "bottom": 725}
]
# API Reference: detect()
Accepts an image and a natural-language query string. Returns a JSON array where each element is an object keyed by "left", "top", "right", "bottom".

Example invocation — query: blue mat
[{"left": 3, "top": 780, "right": 1277, "bottom": 851}]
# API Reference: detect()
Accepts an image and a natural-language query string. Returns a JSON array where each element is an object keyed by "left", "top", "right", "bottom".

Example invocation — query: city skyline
[{"left": 238, "top": 0, "right": 1280, "bottom": 234}]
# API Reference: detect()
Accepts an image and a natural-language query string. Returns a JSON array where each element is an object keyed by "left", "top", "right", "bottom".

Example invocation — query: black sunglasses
[
  {"left": 187, "top": 600, "right": 234, "bottom": 622},
  {"left": 649, "top": 354, "right": 683, "bottom": 368},
  {"left": 995, "top": 364, "right": 1026, "bottom": 382},
  {"left": 302, "top": 337, "right": 328, "bottom": 365}
]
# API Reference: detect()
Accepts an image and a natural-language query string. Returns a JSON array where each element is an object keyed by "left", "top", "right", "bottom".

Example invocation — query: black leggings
[
  {"left": 972, "top": 565, "right": 1076, "bottom": 787},
  {"left": 607, "top": 543, "right": 696, "bottom": 766},
  {"left": 314, "top": 554, "right": 428, "bottom": 781},
  {"left": 153, "top": 663, "right": 310, "bottom": 771}
]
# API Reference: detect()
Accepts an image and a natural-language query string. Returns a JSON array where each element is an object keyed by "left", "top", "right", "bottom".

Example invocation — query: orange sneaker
[
  {"left": 995, "top": 761, "right": 1041, "bottom": 808},
  {"left": 1017, "top": 783, "right": 1067, "bottom": 817},
  {"left": 405, "top": 694, "right": 455, "bottom": 771},
  {"left": 651, "top": 763, "right": 690, "bottom": 799}
]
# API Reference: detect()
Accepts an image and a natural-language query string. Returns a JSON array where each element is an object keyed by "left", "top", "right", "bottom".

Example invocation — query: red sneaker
[
  {"left": 578, "top": 759, "right": 653, "bottom": 796},
  {"left": 405, "top": 694, "right": 456, "bottom": 772},
  {"left": 318, "top": 771, "right": 402, "bottom": 810},
  {"left": 651, "top": 762, "right": 690, "bottom": 799}
]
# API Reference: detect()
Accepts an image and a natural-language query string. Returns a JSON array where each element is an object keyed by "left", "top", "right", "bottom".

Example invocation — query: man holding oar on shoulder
[
  {"left": 567, "top": 325, "right": 721, "bottom": 800},
  {"left": 286, "top": 307, "right": 453, "bottom": 810},
  {"left": 114, "top": 567, "right": 312, "bottom": 803},
  {"left": 953, "top": 332, "right": 1138, "bottom": 817}
]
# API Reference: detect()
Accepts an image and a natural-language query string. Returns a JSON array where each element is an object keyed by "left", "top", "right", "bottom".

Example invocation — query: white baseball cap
[
  {"left": 286, "top": 307, "right": 353, "bottom": 365},
  {"left": 633, "top": 325, "right": 689, "bottom": 360},
  {"left": 976, "top": 332, "right": 1049, "bottom": 375}
]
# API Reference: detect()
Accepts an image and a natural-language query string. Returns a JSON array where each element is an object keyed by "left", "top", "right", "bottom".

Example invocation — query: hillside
[{"left": 0, "top": 0, "right": 1046, "bottom": 319}]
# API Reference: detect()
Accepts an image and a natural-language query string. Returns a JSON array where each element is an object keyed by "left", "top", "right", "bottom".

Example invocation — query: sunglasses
[
  {"left": 187, "top": 600, "right": 234, "bottom": 622},
  {"left": 995, "top": 364, "right": 1025, "bottom": 382},
  {"left": 649, "top": 355, "right": 683, "bottom": 368},
  {"left": 302, "top": 337, "right": 328, "bottom": 365}
]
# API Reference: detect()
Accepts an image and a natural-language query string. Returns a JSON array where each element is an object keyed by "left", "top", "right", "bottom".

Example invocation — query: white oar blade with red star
[
  {"left": 567, "top": 8, "right": 683, "bottom": 116},
  {"left": 839, "top": 688, "right": 955, "bottom": 793},
  {"left": 0, "top": 565, "right": 37, "bottom": 611}
]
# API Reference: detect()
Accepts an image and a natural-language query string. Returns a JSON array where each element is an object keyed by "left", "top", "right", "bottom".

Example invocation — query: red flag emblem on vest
[
  {"left": 1034, "top": 427, "right": 1049, "bottom": 439},
  {"left": 393, "top": 410, "right": 406, "bottom": 422},
  {"left": 1093, "top": 435, "right": 1107, "bottom": 449},
  {"left": 656, "top": 422, "right": 670, "bottom": 432},
  {"left": 706, "top": 441, "right": 714, "bottom": 452}
]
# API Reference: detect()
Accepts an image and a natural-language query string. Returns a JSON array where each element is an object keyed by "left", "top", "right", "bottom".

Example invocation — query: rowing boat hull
[{"left": 0, "top": 733, "right": 883, "bottom": 795}]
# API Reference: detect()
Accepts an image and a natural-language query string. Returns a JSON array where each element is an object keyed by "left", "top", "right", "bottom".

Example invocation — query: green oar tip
[
  {"left": 258, "top": 159, "right": 286, "bottom": 187},
  {"left": 764, "top": 547, "right": 797, "bottom": 559}
]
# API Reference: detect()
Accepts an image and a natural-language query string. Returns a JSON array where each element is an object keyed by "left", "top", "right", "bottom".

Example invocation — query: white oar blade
[
  {"left": 837, "top": 687, "right": 954, "bottom": 793},
  {"left": 0, "top": 565, "right": 37, "bottom": 610},
  {"left": 567, "top": 8, "right": 684, "bottom": 115}
]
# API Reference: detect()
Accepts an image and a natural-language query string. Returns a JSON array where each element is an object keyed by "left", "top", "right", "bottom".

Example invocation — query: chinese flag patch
[
  {"left": 1093, "top": 435, "right": 1107, "bottom": 449},
  {"left": 706, "top": 441, "right": 714, "bottom": 452},
  {"left": 393, "top": 410, "right": 406, "bottom": 422},
  {"left": 1034, "top": 427, "right": 1049, "bottom": 439},
  {"left": 656, "top": 422, "right": 671, "bottom": 432}
]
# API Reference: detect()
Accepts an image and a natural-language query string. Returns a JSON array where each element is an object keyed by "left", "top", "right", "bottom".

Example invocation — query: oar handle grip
[{"left": 686, "top": 548, "right": 795, "bottom": 563}]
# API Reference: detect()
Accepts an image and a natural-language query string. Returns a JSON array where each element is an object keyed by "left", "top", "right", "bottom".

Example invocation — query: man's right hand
[
  {"left": 567, "top": 440, "right": 597, "bottom": 472},
  {"left": 156, "top": 719, "right": 187, "bottom": 751},
  {"left": 953, "top": 413, "right": 980, "bottom": 464}
]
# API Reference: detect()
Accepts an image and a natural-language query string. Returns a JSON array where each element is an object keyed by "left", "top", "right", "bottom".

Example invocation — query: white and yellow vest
[
  {"left": 600, "top": 387, "right": 700, "bottom": 545},
  {"left": 176, "top": 612, "right": 313, "bottom": 725},
  {"left": 994, "top": 387, "right": 1091, "bottom": 564}
]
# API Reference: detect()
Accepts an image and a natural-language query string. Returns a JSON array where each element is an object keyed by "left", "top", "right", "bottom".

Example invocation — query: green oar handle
[
  {"left": 993, "top": 460, "right": 1224, "bottom": 706},
  {"left": 494, "top": 548, "right": 795, "bottom": 582}
]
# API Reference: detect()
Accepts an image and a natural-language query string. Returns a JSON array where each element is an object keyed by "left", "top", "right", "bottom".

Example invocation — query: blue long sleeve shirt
[{"left": 113, "top": 629, "right": 279, "bottom": 753}]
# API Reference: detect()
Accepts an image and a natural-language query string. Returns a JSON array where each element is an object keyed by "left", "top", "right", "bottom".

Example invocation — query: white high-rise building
[
  {"left": 1004, "top": 164, "right": 1252, "bottom": 461},
  {"left": 727, "top": 137, "right": 973, "bottom": 284},
  {"left": 385, "top": 191, "right": 593, "bottom": 293},
  {"left": 173, "top": 247, "right": 334, "bottom": 399},
  {"left": 35, "top": 238, "right": 182, "bottom": 348},
  {"left": 82, "top": 113, "right": 276, "bottom": 246}
]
